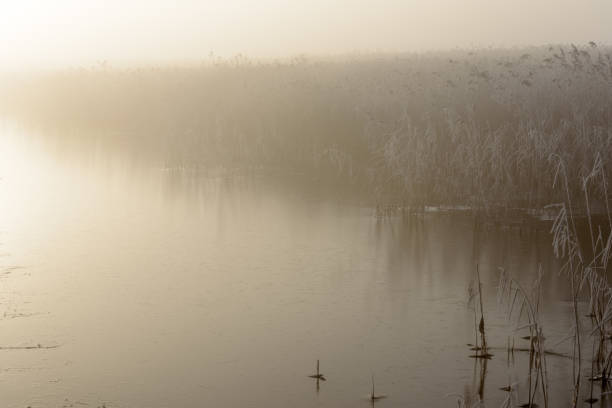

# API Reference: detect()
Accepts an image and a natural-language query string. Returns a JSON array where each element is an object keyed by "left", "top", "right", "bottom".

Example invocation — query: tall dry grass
[
  {"left": 1, "top": 44, "right": 611, "bottom": 210},
  {"left": 494, "top": 152, "right": 612, "bottom": 407}
]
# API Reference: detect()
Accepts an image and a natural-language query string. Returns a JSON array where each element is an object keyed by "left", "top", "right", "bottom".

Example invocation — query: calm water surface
[{"left": 0, "top": 129, "right": 595, "bottom": 407}]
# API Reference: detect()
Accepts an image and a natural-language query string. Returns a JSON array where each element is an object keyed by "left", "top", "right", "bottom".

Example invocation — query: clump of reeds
[
  {"left": 539, "top": 153, "right": 612, "bottom": 406},
  {"left": 498, "top": 266, "right": 549, "bottom": 408}
]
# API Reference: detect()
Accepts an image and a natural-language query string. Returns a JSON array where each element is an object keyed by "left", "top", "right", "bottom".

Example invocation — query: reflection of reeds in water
[{"left": 453, "top": 357, "right": 489, "bottom": 408}]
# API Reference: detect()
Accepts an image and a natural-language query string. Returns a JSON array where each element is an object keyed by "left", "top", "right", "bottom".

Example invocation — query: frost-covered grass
[{"left": 2, "top": 44, "right": 612, "bottom": 209}]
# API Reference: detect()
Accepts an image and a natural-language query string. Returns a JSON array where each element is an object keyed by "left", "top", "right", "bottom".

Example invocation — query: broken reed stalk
[
  {"left": 468, "top": 274, "right": 480, "bottom": 352},
  {"left": 477, "top": 263, "right": 487, "bottom": 354},
  {"left": 371, "top": 374, "right": 375, "bottom": 400},
  {"left": 369, "top": 374, "right": 386, "bottom": 402},
  {"left": 308, "top": 359, "right": 325, "bottom": 381},
  {"left": 468, "top": 263, "right": 492, "bottom": 359}
]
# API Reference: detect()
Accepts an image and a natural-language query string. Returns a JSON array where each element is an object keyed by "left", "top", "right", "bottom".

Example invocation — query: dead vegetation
[{"left": 2, "top": 44, "right": 612, "bottom": 210}]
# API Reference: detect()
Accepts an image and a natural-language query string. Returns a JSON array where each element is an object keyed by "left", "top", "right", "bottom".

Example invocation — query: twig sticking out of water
[
  {"left": 468, "top": 264, "right": 493, "bottom": 359},
  {"left": 308, "top": 359, "right": 326, "bottom": 381},
  {"left": 370, "top": 374, "right": 386, "bottom": 402}
]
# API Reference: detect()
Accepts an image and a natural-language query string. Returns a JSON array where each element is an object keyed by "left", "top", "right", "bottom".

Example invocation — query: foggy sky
[{"left": 1, "top": 0, "right": 612, "bottom": 70}]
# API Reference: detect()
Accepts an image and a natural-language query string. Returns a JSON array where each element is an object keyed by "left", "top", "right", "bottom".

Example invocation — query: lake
[{"left": 0, "top": 127, "right": 601, "bottom": 407}]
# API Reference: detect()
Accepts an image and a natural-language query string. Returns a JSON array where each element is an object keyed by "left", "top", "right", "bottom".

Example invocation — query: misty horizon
[{"left": 2, "top": 0, "right": 612, "bottom": 71}]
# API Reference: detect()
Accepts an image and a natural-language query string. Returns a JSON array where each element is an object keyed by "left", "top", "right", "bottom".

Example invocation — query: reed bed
[
  {"left": 1, "top": 44, "right": 612, "bottom": 210},
  {"left": 485, "top": 152, "right": 612, "bottom": 407}
]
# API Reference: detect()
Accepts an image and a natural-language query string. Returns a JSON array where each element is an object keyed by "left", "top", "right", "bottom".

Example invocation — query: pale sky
[{"left": 1, "top": 0, "right": 611, "bottom": 70}]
